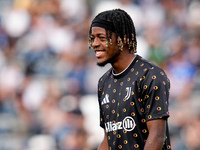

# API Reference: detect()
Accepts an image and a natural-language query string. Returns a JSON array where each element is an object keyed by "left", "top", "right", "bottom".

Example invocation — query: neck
[{"left": 112, "top": 53, "right": 136, "bottom": 74}]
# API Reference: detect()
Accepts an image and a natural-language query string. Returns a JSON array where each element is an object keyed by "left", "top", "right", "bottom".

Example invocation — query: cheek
[
  {"left": 107, "top": 47, "right": 121, "bottom": 59},
  {"left": 107, "top": 40, "right": 118, "bottom": 50}
]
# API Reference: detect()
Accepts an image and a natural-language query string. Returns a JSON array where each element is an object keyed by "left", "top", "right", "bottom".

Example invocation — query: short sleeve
[
  {"left": 140, "top": 67, "right": 170, "bottom": 121},
  {"left": 98, "top": 77, "right": 105, "bottom": 129}
]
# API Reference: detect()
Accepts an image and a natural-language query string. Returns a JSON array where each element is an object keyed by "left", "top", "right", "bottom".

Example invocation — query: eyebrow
[{"left": 91, "top": 33, "right": 106, "bottom": 37}]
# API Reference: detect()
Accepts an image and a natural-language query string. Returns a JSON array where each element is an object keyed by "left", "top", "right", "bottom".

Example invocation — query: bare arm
[
  {"left": 98, "top": 129, "right": 108, "bottom": 150},
  {"left": 144, "top": 119, "right": 166, "bottom": 150}
]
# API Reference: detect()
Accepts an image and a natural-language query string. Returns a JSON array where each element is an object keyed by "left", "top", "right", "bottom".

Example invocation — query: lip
[{"left": 95, "top": 50, "right": 105, "bottom": 58}]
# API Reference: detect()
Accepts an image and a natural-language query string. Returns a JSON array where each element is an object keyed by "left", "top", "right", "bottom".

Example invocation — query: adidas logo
[{"left": 101, "top": 94, "right": 110, "bottom": 105}]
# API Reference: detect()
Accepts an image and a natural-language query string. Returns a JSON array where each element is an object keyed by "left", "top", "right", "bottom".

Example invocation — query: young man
[{"left": 89, "top": 9, "right": 171, "bottom": 150}]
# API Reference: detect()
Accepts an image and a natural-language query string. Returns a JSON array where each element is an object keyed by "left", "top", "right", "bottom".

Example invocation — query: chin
[
  {"left": 97, "top": 57, "right": 116, "bottom": 67},
  {"left": 97, "top": 60, "right": 109, "bottom": 67}
]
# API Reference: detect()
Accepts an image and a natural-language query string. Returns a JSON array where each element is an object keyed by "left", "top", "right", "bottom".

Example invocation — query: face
[{"left": 90, "top": 27, "right": 121, "bottom": 66}]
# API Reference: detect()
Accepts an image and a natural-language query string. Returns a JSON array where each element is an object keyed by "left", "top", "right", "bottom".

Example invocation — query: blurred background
[{"left": 0, "top": 0, "right": 200, "bottom": 149}]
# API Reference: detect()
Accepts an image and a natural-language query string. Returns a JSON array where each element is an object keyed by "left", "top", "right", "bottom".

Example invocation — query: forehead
[{"left": 91, "top": 27, "right": 106, "bottom": 36}]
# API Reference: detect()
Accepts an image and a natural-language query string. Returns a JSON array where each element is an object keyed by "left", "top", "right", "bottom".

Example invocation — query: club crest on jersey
[
  {"left": 124, "top": 87, "right": 131, "bottom": 100},
  {"left": 105, "top": 116, "right": 136, "bottom": 132}
]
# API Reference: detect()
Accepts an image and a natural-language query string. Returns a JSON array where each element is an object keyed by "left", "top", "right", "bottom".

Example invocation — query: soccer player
[{"left": 89, "top": 9, "right": 171, "bottom": 150}]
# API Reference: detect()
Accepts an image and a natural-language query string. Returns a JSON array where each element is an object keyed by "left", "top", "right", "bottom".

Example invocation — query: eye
[{"left": 99, "top": 36, "right": 106, "bottom": 41}]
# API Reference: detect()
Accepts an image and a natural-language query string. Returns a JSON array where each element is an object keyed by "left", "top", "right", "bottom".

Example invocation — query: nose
[{"left": 92, "top": 38, "right": 100, "bottom": 49}]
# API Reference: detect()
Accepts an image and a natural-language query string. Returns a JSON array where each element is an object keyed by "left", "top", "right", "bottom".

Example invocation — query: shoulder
[
  {"left": 137, "top": 55, "right": 168, "bottom": 78},
  {"left": 98, "top": 67, "right": 113, "bottom": 86},
  {"left": 136, "top": 55, "right": 170, "bottom": 87},
  {"left": 136, "top": 55, "right": 161, "bottom": 70},
  {"left": 145, "top": 66, "right": 170, "bottom": 89}
]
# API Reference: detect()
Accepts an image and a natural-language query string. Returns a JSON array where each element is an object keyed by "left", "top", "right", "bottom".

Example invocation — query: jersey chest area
[{"left": 100, "top": 76, "right": 143, "bottom": 120}]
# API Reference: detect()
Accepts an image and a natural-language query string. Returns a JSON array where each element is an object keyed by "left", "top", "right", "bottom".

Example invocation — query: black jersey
[{"left": 97, "top": 55, "right": 171, "bottom": 150}]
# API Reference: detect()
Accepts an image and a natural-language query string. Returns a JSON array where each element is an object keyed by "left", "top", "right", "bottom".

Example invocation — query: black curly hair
[{"left": 89, "top": 8, "right": 137, "bottom": 53}]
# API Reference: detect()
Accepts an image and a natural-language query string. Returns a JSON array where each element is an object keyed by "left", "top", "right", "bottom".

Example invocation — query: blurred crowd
[{"left": 0, "top": 0, "right": 200, "bottom": 150}]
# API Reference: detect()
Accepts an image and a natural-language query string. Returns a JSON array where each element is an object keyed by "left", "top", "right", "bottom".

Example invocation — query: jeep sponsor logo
[{"left": 105, "top": 116, "right": 135, "bottom": 132}]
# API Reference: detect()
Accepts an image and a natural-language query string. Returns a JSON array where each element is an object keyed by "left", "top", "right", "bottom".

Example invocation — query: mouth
[{"left": 95, "top": 50, "right": 105, "bottom": 58}]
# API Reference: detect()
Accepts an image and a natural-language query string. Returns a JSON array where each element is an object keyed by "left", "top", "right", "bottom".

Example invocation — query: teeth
[
  {"left": 96, "top": 52, "right": 101, "bottom": 55},
  {"left": 96, "top": 51, "right": 104, "bottom": 57},
  {"left": 96, "top": 51, "right": 102, "bottom": 57}
]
